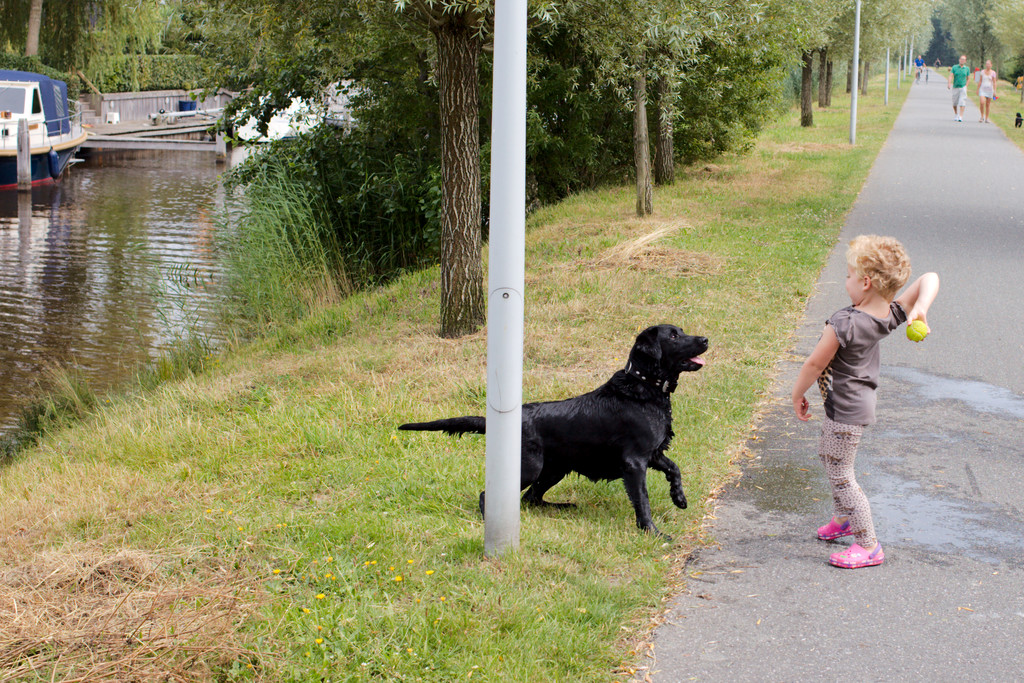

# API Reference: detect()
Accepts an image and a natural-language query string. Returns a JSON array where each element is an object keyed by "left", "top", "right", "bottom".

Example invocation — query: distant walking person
[
  {"left": 948, "top": 55, "right": 970, "bottom": 122},
  {"left": 977, "top": 60, "right": 997, "bottom": 122}
]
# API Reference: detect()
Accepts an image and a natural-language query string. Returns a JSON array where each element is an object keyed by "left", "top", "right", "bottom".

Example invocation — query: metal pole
[
  {"left": 897, "top": 47, "right": 905, "bottom": 90},
  {"left": 849, "top": 0, "right": 861, "bottom": 145},
  {"left": 910, "top": 37, "right": 914, "bottom": 82},
  {"left": 484, "top": 0, "right": 526, "bottom": 558},
  {"left": 17, "top": 118, "right": 32, "bottom": 191},
  {"left": 885, "top": 47, "right": 890, "bottom": 106},
  {"left": 905, "top": 37, "right": 910, "bottom": 85}
]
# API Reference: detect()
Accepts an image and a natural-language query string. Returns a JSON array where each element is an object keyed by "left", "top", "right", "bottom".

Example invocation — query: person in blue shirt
[{"left": 914, "top": 55, "right": 925, "bottom": 82}]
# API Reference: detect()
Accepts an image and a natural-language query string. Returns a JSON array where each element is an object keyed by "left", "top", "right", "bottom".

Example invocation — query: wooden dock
[{"left": 81, "top": 117, "right": 221, "bottom": 153}]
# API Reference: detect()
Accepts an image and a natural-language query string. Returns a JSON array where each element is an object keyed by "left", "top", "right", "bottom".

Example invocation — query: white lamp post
[{"left": 484, "top": 0, "right": 527, "bottom": 557}]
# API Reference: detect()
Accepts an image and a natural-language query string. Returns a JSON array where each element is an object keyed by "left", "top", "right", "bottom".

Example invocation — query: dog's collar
[{"left": 624, "top": 360, "right": 677, "bottom": 393}]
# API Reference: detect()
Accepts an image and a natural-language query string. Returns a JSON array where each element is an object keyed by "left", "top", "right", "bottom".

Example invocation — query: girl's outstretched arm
[{"left": 896, "top": 272, "right": 940, "bottom": 328}]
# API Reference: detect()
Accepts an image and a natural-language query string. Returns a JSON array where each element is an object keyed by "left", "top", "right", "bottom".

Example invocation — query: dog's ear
[{"left": 631, "top": 326, "right": 663, "bottom": 365}]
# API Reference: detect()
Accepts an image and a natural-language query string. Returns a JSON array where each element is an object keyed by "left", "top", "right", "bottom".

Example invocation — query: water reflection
[{"left": 0, "top": 151, "right": 224, "bottom": 431}]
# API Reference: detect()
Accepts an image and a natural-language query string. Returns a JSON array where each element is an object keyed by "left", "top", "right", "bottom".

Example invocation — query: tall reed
[{"left": 218, "top": 158, "right": 351, "bottom": 332}]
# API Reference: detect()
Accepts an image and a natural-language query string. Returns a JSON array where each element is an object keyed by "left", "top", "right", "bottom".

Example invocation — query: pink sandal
[
  {"left": 817, "top": 518, "right": 853, "bottom": 541},
  {"left": 829, "top": 543, "right": 884, "bottom": 569}
]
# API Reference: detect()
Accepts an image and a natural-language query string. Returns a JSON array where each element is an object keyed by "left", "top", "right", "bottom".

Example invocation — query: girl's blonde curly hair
[{"left": 846, "top": 235, "right": 911, "bottom": 301}]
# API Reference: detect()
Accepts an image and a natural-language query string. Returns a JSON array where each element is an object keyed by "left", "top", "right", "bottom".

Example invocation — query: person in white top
[{"left": 977, "top": 60, "right": 997, "bottom": 123}]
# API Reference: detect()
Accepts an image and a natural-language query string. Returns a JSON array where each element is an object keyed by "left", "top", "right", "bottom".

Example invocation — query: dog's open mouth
[{"left": 681, "top": 355, "right": 706, "bottom": 372}]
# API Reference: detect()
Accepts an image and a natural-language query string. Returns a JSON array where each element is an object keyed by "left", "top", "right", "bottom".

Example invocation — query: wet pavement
[{"left": 649, "top": 80, "right": 1024, "bottom": 679}]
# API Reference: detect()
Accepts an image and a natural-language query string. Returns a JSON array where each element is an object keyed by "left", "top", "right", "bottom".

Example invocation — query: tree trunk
[
  {"left": 846, "top": 59, "right": 852, "bottom": 93},
  {"left": 653, "top": 75, "right": 674, "bottom": 186},
  {"left": 825, "top": 60, "right": 834, "bottom": 106},
  {"left": 435, "top": 21, "right": 484, "bottom": 338},
  {"left": 861, "top": 60, "right": 870, "bottom": 94},
  {"left": 25, "top": 0, "right": 43, "bottom": 57},
  {"left": 633, "top": 72, "right": 653, "bottom": 216},
  {"left": 800, "top": 50, "right": 814, "bottom": 127},
  {"left": 817, "top": 46, "right": 828, "bottom": 107}
]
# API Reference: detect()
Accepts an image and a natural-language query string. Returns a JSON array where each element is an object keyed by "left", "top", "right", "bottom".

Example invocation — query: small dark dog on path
[
  {"left": 1016, "top": 112, "right": 1022, "bottom": 128},
  {"left": 399, "top": 324, "right": 709, "bottom": 539}
]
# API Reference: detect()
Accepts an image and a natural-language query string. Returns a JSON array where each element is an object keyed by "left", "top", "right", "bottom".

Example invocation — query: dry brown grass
[
  {"left": 590, "top": 224, "right": 725, "bottom": 278},
  {"left": 0, "top": 548, "right": 263, "bottom": 682},
  {"left": 760, "top": 140, "right": 851, "bottom": 154}
]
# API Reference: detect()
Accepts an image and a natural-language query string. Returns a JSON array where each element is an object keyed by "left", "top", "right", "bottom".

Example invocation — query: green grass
[
  {"left": 0, "top": 77, "right": 908, "bottom": 682},
  {"left": 990, "top": 78, "right": 1024, "bottom": 154}
]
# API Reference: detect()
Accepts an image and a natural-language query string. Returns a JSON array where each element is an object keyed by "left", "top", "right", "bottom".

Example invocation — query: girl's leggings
[{"left": 819, "top": 417, "right": 876, "bottom": 547}]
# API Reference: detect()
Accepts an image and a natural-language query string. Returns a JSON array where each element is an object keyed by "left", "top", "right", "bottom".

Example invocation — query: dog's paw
[
  {"left": 647, "top": 528, "right": 673, "bottom": 543},
  {"left": 638, "top": 523, "right": 672, "bottom": 542}
]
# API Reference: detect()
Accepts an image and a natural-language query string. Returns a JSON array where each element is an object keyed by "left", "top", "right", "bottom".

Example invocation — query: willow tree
[
  {"left": 563, "top": 0, "right": 765, "bottom": 216},
  {"left": 25, "top": 0, "right": 42, "bottom": 56},
  {"left": 395, "top": 1, "right": 490, "bottom": 338},
  {"left": 0, "top": 0, "right": 142, "bottom": 73},
  {"left": 938, "top": 0, "right": 1004, "bottom": 67},
  {"left": 991, "top": 0, "right": 1024, "bottom": 74},
  {"left": 761, "top": 0, "right": 844, "bottom": 128}
]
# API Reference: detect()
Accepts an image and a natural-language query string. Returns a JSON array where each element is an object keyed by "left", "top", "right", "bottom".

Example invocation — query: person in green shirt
[{"left": 947, "top": 54, "right": 970, "bottom": 122}]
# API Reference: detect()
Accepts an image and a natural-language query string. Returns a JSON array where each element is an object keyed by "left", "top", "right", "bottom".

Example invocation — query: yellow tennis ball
[{"left": 906, "top": 319, "right": 928, "bottom": 342}]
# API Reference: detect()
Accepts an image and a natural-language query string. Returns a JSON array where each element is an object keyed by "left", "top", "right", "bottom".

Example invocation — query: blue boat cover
[{"left": 0, "top": 70, "right": 71, "bottom": 136}]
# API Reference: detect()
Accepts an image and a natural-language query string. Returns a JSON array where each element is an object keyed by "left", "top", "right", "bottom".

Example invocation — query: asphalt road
[{"left": 648, "top": 78, "right": 1024, "bottom": 681}]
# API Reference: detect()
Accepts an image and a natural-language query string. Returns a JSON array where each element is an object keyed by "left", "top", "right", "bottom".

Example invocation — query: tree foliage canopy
[{"left": 938, "top": 0, "right": 1005, "bottom": 67}]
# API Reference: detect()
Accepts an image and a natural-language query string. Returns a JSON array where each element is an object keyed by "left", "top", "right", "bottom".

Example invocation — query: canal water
[{"left": 0, "top": 151, "right": 225, "bottom": 433}]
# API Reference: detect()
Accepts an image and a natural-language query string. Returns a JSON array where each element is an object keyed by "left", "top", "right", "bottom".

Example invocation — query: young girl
[{"left": 792, "top": 235, "right": 940, "bottom": 569}]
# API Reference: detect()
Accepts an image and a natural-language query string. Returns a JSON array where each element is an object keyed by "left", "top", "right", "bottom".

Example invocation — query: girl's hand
[
  {"left": 907, "top": 307, "right": 929, "bottom": 332},
  {"left": 793, "top": 394, "right": 811, "bottom": 421}
]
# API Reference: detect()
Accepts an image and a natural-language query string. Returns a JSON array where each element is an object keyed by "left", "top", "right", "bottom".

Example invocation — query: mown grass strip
[
  {"left": 989, "top": 78, "right": 1024, "bottom": 154},
  {"left": 0, "top": 76, "right": 908, "bottom": 683}
]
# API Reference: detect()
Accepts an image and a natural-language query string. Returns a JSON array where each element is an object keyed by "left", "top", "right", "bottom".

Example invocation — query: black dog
[
  {"left": 1016, "top": 112, "right": 1022, "bottom": 128},
  {"left": 399, "top": 324, "right": 708, "bottom": 538}
]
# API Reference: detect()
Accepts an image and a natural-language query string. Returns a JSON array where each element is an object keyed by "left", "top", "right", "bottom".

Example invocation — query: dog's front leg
[
  {"left": 622, "top": 462, "right": 668, "bottom": 540},
  {"left": 649, "top": 452, "right": 687, "bottom": 509}
]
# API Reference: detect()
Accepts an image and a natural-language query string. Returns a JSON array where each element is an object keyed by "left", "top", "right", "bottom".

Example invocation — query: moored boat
[{"left": 0, "top": 70, "right": 87, "bottom": 190}]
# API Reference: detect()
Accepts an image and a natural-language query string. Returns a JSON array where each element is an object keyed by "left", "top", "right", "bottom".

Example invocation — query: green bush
[
  {"left": 88, "top": 54, "right": 210, "bottom": 92},
  {"left": 0, "top": 54, "right": 81, "bottom": 100}
]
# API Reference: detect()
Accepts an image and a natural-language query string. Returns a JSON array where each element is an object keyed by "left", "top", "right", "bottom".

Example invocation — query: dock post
[
  {"left": 17, "top": 119, "right": 32, "bottom": 191},
  {"left": 215, "top": 132, "right": 227, "bottom": 161}
]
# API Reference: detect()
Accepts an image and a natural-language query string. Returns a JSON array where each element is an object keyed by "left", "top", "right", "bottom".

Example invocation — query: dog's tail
[{"left": 398, "top": 416, "right": 486, "bottom": 435}]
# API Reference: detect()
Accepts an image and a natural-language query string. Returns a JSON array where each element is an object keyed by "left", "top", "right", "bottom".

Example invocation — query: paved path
[{"left": 649, "top": 80, "right": 1024, "bottom": 680}]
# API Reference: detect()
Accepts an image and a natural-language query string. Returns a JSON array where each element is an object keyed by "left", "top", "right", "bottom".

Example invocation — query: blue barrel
[{"left": 178, "top": 100, "right": 197, "bottom": 112}]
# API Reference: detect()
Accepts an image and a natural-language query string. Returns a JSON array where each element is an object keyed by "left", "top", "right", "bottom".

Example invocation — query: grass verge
[
  {"left": 0, "top": 76, "right": 908, "bottom": 682},
  {"left": 990, "top": 79, "right": 1024, "bottom": 153}
]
